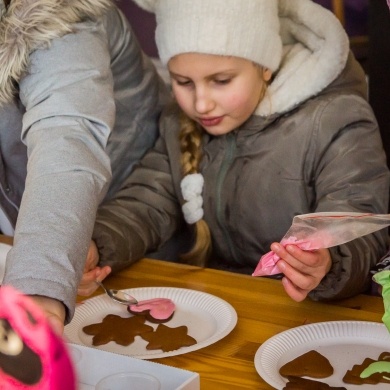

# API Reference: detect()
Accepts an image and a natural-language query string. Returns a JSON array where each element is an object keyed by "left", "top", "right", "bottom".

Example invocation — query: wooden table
[{"left": 81, "top": 258, "right": 385, "bottom": 390}]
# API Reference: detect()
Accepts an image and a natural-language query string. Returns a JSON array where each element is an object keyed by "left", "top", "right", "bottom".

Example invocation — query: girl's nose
[{"left": 194, "top": 89, "right": 215, "bottom": 114}]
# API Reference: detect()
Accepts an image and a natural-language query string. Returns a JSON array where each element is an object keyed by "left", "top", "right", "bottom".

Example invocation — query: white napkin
[{"left": 0, "top": 243, "right": 11, "bottom": 284}]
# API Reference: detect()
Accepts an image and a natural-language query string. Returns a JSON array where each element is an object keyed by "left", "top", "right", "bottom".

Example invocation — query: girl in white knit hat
[{"left": 81, "top": 0, "right": 389, "bottom": 303}]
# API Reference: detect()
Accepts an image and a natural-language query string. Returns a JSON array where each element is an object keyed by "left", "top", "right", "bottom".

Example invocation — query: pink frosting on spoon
[{"left": 128, "top": 298, "right": 175, "bottom": 320}]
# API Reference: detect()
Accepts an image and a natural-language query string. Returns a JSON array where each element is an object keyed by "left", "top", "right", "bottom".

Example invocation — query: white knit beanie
[{"left": 132, "top": 0, "right": 283, "bottom": 72}]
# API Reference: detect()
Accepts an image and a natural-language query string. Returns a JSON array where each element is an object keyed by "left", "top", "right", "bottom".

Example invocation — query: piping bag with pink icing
[
  {"left": 128, "top": 298, "right": 176, "bottom": 322},
  {"left": 0, "top": 286, "right": 76, "bottom": 389},
  {"left": 253, "top": 212, "right": 390, "bottom": 277}
]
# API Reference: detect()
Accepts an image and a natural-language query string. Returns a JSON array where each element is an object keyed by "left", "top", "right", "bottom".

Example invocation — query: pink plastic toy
[{"left": 0, "top": 286, "right": 76, "bottom": 389}]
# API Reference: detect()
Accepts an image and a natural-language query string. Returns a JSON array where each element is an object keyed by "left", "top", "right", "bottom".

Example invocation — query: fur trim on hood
[
  {"left": 0, "top": 0, "right": 113, "bottom": 104},
  {"left": 256, "top": 0, "right": 350, "bottom": 116}
]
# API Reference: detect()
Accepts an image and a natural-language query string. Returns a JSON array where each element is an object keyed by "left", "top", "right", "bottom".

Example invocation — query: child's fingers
[
  {"left": 279, "top": 260, "right": 317, "bottom": 292},
  {"left": 281, "top": 277, "right": 307, "bottom": 302},
  {"left": 78, "top": 269, "right": 101, "bottom": 296},
  {"left": 97, "top": 266, "right": 112, "bottom": 282},
  {"left": 78, "top": 266, "right": 112, "bottom": 297}
]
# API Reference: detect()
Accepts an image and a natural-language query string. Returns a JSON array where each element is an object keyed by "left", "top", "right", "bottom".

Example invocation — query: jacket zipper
[{"left": 215, "top": 133, "right": 242, "bottom": 264}]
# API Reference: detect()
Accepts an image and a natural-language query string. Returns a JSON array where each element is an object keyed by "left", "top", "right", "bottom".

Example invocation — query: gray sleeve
[
  {"left": 3, "top": 23, "right": 115, "bottom": 323},
  {"left": 308, "top": 95, "right": 390, "bottom": 301},
  {"left": 92, "top": 132, "right": 183, "bottom": 273}
]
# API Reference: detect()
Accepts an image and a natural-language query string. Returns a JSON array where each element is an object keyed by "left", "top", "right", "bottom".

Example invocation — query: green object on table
[
  {"left": 360, "top": 361, "right": 390, "bottom": 379},
  {"left": 373, "top": 270, "right": 390, "bottom": 332}
]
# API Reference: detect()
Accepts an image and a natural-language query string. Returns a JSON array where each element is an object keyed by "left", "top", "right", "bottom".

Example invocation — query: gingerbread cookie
[
  {"left": 82, "top": 314, "right": 153, "bottom": 346},
  {"left": 279, "top": 350, "right": 333, "bottom": 379},
  {"left": 128, "top": 298, "right": 175, "bottom": 323},
  {"left": 343, "top": 352, "right": 390, "bottom": 385},
  {"left": 141, "top": 324, "right": 197, "bottom": 352},
  {"left": 283, "top": 376, "right": 346, "bottom": 389}
]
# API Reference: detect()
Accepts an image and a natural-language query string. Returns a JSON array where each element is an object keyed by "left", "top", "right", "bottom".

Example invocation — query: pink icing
[
  {"left": 252, "top": 237, "right": 314, "bottom": 277},
  {"left": 128, "top": 298, "right": 175, "bottom": 320}
]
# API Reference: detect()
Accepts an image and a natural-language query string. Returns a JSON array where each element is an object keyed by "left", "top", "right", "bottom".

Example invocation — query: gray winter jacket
[
  {"left": 93, "top": 1, "right": 390, "bottom": 300},
  {"left": 0, "top": 0, "right": 169, "bottom": 322}
]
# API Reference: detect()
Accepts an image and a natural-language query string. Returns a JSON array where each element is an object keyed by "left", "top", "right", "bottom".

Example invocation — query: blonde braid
[{"left": 179, "top": 111, "right": 211, "bottom": 267}]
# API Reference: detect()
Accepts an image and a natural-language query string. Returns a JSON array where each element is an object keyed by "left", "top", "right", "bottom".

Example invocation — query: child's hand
[
  {"left": 270, "top": 243, "right": 332, "bottom": 302},
  {"left": 77, "top": 240, "right": 111, "bottom": 297},
  {"left": 30, "top": 295, "right": 66, "bottom": 335}
]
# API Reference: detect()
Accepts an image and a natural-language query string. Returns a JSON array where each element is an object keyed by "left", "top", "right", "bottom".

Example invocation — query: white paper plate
[
  {"left": 0, "top": 243, "right": 12, "bottom": 284},
  {"left": 65, "top": 287, "right": 237, "bottom": 359},
  {"left": 255, "top": 320, "right": 390, "bottom": 389}
]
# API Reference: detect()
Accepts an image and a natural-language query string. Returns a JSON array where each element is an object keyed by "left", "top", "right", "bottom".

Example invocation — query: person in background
[
  {"left": 0, "top": 0, "right": 169, "bottom": 333},
  {"left": 80, "top": 0, "right": 389, "bottom": 303}
]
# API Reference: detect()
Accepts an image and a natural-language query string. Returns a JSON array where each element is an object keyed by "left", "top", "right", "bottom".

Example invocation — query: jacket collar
[
  {"left": 256, "top": 0, "right": 349, "bottom": 117},
  {"left": 0, "top": 0, "right": 113, "bottom": 105}
]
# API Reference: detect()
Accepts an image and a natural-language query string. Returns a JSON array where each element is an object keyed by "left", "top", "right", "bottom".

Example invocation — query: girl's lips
[{"left": 198, "top": 116, "right": 224, "bottom": 127}]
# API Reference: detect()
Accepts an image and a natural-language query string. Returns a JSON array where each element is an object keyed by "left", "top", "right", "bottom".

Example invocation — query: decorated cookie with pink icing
[{"left": 127, "top": 298, "right": 176, "bottom": 323}]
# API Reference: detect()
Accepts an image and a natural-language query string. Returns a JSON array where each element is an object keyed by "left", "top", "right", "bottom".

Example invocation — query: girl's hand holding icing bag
[
  {"left": 253, "top": 212, "right": 390, "bottom": 277},
  {"left": 0, "top": 286, "right": 76, "bottom": 389}
]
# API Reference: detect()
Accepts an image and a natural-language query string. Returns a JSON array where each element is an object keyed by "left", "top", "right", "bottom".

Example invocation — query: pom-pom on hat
[{"left": 132, "top": 0, "right": 283, "bottom": 72}]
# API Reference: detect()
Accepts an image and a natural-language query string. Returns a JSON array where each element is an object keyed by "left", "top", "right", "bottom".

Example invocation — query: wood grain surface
[{"left": 81, "top": 258, "right": 385, "bottom": 390}]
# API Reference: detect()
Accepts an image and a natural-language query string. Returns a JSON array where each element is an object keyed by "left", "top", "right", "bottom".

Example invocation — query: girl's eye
[
  {"left": 174, "top": 79, "right": 193, "bottom": 87},
  {"left": 214, "top": 78, "right": 232, "bottom": 85}
]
